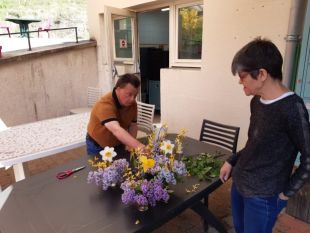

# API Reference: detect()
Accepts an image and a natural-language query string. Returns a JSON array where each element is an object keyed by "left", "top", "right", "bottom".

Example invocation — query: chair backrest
[
  {"left": 87, "top": 87, "right": 103, "bottom": 107},
  {"left": 137, "top": 101, "right": 155, "bottom": 133},
  {"left": 199, "top": 119, "right": 240, "bottom": 153}
]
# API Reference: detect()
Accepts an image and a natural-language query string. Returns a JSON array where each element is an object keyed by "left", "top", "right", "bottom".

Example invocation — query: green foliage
[{"left": 182, "top": 153, "right": 224, "bottom": 181}]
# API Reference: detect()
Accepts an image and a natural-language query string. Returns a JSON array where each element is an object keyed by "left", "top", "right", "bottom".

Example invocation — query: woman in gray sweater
[{"left": 220, "top": 38, "right": 310, "bottom": 233}]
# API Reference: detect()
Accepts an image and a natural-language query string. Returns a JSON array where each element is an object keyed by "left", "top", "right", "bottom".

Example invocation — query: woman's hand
[
  {"left": 279, "top": 192, "right": 289, "bottom": 201},
  {"left": 220, "top": 161, "right": 232, "bottom": 183}
]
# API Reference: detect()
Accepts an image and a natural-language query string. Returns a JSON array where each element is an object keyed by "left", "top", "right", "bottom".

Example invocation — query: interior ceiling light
[{"left": 161, "top": 7, "right": 170, "bottom": 12}]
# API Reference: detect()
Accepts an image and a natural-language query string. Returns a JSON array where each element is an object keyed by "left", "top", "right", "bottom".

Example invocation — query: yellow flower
[
  {"left": 169, "top": 154, "right": 175, "bottom": 165},
  {"left": 139, "top": 155, "right": 155, "bottom": 173}
]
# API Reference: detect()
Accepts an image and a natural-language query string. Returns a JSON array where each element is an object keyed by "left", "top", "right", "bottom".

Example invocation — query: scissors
[{"left": 56, "top": 166, "right": 86, "bottom": 180}]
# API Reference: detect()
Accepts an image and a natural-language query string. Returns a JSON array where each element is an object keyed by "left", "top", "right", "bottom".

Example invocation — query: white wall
[
  {"left": 0, "top": 45, "right": 98, "bottom": 126},
  {"left": 87, "top": 0, "right": 291, "bottom": 148},
  {"left": 161, "top": 0, "right": 291, "bottom": 148}
]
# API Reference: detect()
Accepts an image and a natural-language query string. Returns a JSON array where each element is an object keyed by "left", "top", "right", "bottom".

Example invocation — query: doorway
[{"left": 137, "top": 8, "right": 169, "bottom": 114}]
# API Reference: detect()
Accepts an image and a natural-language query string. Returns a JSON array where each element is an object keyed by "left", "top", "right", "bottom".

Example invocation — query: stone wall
[{"left": 0, "top": 41, "right": 98, "bottom": 126}]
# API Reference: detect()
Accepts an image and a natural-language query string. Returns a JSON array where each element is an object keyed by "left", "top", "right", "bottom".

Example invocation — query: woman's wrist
[{"left": 279, "top": 192, "right": 289, "bottom": 200}]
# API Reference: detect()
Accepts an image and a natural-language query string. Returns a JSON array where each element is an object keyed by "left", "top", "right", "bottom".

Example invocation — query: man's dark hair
[
  {"left": 231, "top": 37, "right": 283, "bottom": 80},
  {"left": 115, "top": 73, "right": 140, "bottom": 88}
]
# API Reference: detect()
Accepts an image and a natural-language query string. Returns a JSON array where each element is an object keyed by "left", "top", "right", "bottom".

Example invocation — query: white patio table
[{"left": 0, "top": 112, "right": 90, "bottom": 182}]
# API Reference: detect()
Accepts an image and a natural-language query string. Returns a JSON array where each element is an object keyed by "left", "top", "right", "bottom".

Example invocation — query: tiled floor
[{"left": 1, "top": 146, "right": 309, "bottom": 232}]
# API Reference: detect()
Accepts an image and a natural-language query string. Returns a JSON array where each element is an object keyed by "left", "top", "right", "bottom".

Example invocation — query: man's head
[
  {"left": 115, "top": 73, "right": 140, "bottom": 107},
  {"left": 231, "top": 37, "right": 283, "bottom": 81}
]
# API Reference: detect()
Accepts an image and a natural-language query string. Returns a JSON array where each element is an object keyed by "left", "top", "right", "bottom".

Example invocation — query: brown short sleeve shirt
[{"left": 87, "top": 89, "right": 137, "bottom": 147}]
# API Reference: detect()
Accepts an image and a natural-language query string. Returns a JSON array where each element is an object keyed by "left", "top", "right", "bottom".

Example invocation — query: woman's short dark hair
[
  {"left": 231, "top": 37, "right": 283, "bottom": 80},
  {"left": 115, "top": 73, "right": 140, "bottom": 89}
]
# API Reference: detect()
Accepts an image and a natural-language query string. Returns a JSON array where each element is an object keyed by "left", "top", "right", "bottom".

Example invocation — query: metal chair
[
  {"left": 137, "top": 101, "right": 155, "bottom": 134},
  {"left": 69, "top": 87, "right": 103, "bottom": 114},
  {"left": 37, "top": 19, "right": 51, "bottom": 38},
  {"left": 199, "top": 118, "right": 240, "bottom": 231},
  {"left": 199, "top": 119, "right": 240, "bottom": 153},
  {"left": 0, "top": 25, "right": 11, "bottom": 38}
]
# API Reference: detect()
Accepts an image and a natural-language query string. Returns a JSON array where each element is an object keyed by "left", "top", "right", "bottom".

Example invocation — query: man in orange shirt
[{"left": 86, "top": 73, "right": 144, "bottom": 157}]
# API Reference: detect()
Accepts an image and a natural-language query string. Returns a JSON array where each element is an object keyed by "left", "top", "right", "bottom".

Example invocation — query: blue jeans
[
  {"left": 86, "top": 134, "right": 103, "bottom": 155},
  {"left": 86, "top": 134, "right": 130, "bottom": 160},
  {"left": 231, "top": 183, "right": 287, "bottom": 233}
]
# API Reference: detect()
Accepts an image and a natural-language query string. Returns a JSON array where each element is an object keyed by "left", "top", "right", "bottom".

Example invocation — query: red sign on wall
[{"left": 119, "top": 39, "right": 127, "bottom": 48}]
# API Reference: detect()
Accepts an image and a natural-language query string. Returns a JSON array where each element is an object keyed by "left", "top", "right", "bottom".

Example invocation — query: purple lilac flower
[
  {"left": 157, "top": 169, "right": 177, "bottom": 185},
  {"left": 153, "top": 184, "right": 169, "bottom": 202},
  {"left": 120, "top": 180, "right": 130, "bottom": 191},
  {"left": 121, "top": 188, "right": 135, "bottom": 204},
  {"left": 113, "top": 159, "right": 128, "bottom": 173},
  {"left": 87, "top": 171, "right": 94, "bottom": 184},
  {"left": 87, "top": 159, "right": 129, "bottom": 190},
  {"left": 173, "top": 160, "right": 187, "bottom": 176},
  {"left": 134, "top": 194, "right": 148, "bottom": 206},
  {"left": 154, "top": 154, "right": 169, "bottom": 165},
  {"left": 140, "top": 179, "right": 150, "bottom": 194}
]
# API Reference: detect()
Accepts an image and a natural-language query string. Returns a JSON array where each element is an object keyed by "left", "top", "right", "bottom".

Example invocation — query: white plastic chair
[
  {"left": 37, "top": 19, "right": 51, "bottom": 38},
  {"left": 70, "top": 87, "right": 103, "bottom": 114},
  {"left": 137, "top": 101, "right": 155, "bottom": 134}
]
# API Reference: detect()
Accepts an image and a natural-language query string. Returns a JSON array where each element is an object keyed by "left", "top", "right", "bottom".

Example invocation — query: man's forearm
[
  {"left": 112, "top": 126, "right": 143, "bottom": 149},
  {"left": 128, "top": 123, "right": 138, "bottom": 138}
]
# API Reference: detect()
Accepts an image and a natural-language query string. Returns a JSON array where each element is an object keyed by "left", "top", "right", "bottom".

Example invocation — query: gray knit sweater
[{"left": 228, "top": 94, "right": 310, "bottom": 197}]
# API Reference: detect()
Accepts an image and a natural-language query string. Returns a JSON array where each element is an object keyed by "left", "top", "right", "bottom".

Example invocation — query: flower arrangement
[
  {"left": 87, "top": 147, "right": 128, "bottom": 190},
  {"left": 87, "top": 125, "right": 188, "bottom": 210}
]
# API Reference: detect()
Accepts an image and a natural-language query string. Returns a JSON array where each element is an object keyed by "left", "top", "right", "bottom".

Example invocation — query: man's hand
[{"left": 219, "top": 161, "right": 232, "bottom": 183}]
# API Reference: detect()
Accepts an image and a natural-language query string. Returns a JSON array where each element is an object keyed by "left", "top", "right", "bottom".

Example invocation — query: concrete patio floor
[{"left": 1, "top": 146, "right": 309, "bottom": 233}]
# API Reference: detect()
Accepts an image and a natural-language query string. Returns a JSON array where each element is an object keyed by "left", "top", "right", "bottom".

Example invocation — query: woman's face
[{"left": 238, "top": 71, "right": 264, "bottom": 96}]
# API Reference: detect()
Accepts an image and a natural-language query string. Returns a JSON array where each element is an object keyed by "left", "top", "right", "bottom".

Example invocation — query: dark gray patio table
[
  {"left": 5, "top": 18, "right": 41, "bottom": 37},
  {"left": 0, "top": 135, "right": 230, "bottom": 233}
]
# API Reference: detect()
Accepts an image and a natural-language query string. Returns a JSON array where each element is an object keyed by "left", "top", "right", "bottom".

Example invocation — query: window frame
[
  {"left": 170, "top": 1, "right": 203, "bottom": 68},
  {"left": 111, "top": 15, "right": 135, "bottom": 62}
]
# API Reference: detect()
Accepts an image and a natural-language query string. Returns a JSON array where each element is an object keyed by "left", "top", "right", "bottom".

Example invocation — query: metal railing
[{"left": 0, "top": 27, "right": 78, "bottom": 51}]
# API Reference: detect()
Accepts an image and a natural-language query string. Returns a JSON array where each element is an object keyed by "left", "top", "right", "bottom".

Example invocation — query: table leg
[
  {"left": 13, "top": 163, "right": 28, "bottom": 181},
  {"left": 0, "top": 185, "right": 13, "bottom": 210},
  {"left": 19, "top": 23, "right": 29, "bottom": 37},
  {"left": 191, "top": 201, "right": 228, "bottom": 233},
  {"left": 203, "top": 195, "right": 209, "bottom": 231}
]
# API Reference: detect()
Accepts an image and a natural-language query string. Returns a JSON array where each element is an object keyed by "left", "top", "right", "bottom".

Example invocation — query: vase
[{"left": 136, "top": 204, "right": 148, "bottom": 212}]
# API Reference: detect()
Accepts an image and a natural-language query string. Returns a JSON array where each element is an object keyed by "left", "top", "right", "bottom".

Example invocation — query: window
[
  {"left": 172, "top": 1, "right": 203, "bottom": 67},
  {"left": 113, "top": 17, "right": 133, "bottom": 59}
]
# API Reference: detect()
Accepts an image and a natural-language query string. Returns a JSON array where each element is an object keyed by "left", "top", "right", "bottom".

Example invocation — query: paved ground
[{"left": 1, "top": 146, "right": 310, "bottom": 233}]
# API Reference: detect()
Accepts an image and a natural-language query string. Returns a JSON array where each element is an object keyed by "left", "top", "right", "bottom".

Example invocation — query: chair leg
[
  {"left": 6, "top": 27, "right": 11, "bottom": 38},
  {"left": 38, "top": 27, "right": 42, "bottom": 38}
]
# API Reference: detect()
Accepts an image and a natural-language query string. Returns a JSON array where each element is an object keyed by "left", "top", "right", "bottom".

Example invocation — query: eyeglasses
[{"left": 238, "top": 69, "right": 260, "bottom": 79}]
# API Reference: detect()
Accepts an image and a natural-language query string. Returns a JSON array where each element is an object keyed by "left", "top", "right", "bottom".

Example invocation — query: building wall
[
  {"left": 0, "top": 45, "right": 98, "bottom": 126},
  {"left": 87, "top": 0, "right": 291, "bottom": 148},
  {"left": 162, "top": 0, "right": 291, "bottom": 148}
]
